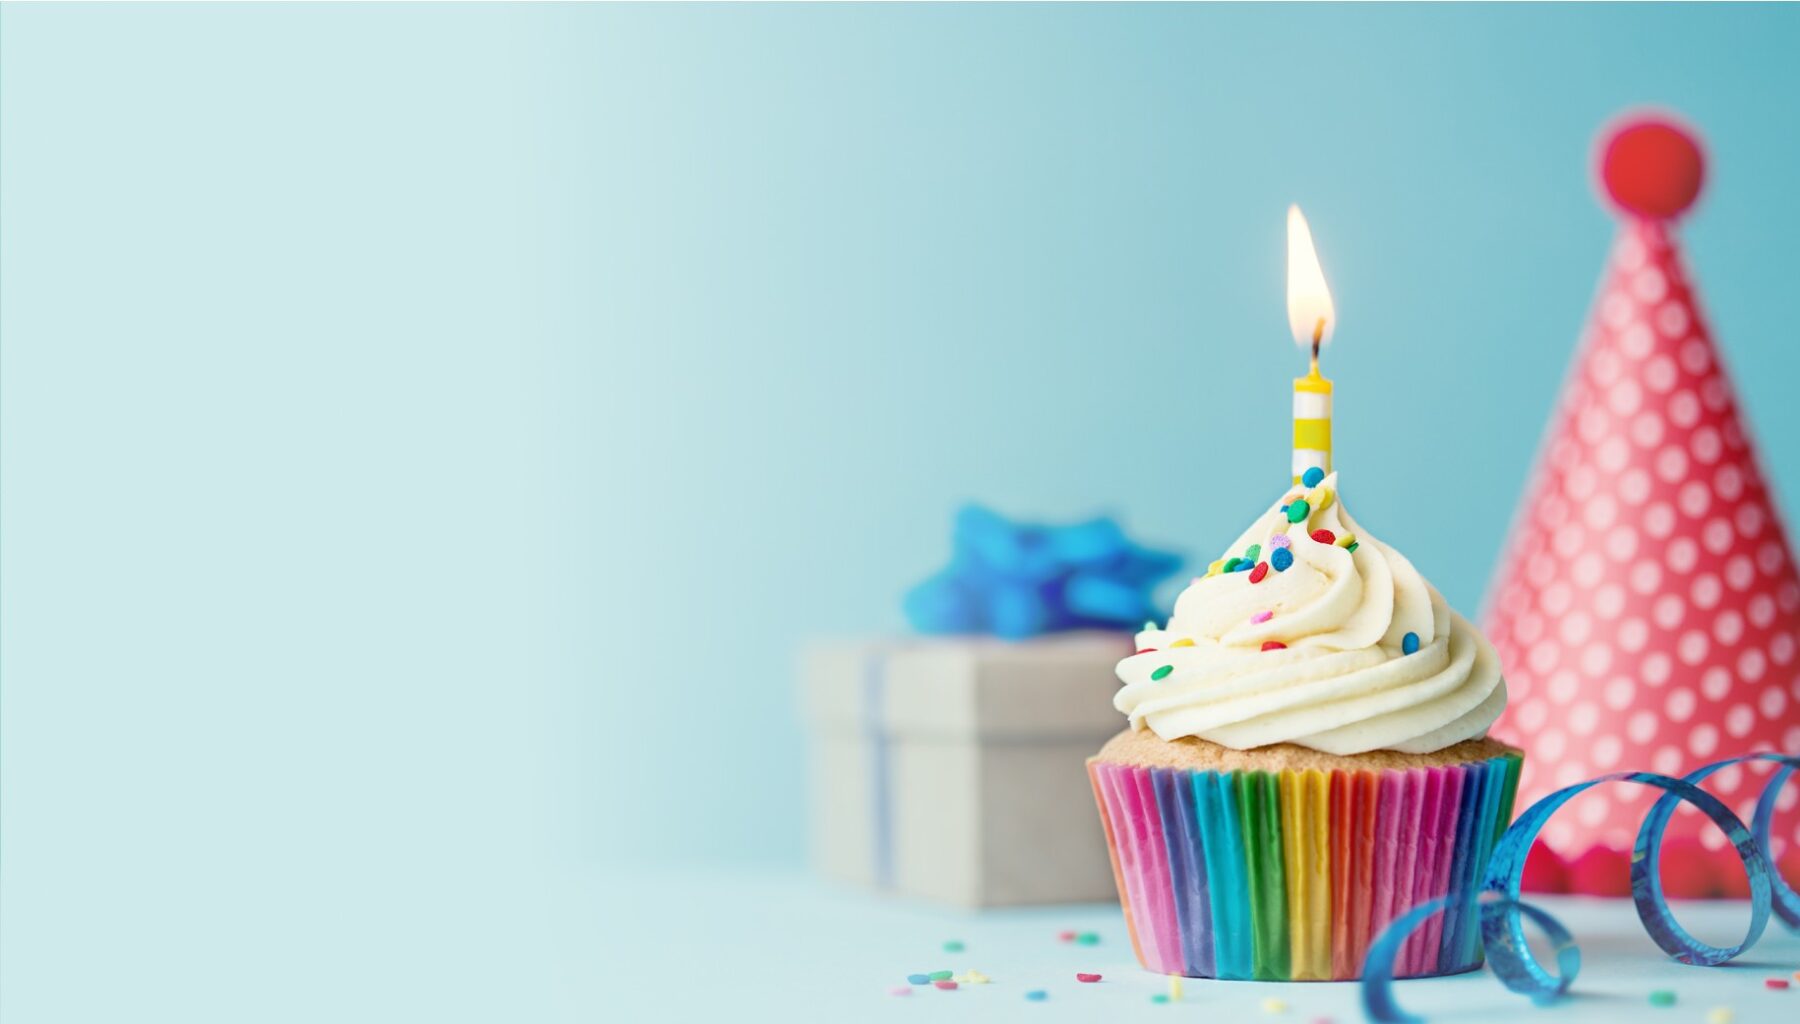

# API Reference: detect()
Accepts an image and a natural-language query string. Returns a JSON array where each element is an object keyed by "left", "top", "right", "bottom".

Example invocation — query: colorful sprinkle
[
  {"left": 1151, "top": 665, "right": 1173, "bottom": 681},
  {"left": 1262, "top": 997, "right": 1288, "bottom": 1014},
  {"left": 1402, "top": 632, "right": 1420, "bottom": 655},
  {"left": 1262, "top": 641, "right": 1287, "bottom": 651},
  {"left": 1135, "top": 648, "right": 1156, "bottom": 655},
  {"left": 1705, "top": 1009, "right": 1733, "bottom": 1024},
  {"left": 1286, "top": 499, "right": 1310, "bottom": 523},
  {"left": 942, "top": 940, "right": 964, "bottom": 953},
  {"left": 1076, "top": 973, "right": 1102, "bottom": 983},
  {"left": 1346, "top": 541, "right": 1359, "bottom": 552},
  {"left": 1310, "top": 529, "right": 1336, "bottom": 544},
  {"left": 960, "top": 970, "right": 990, "bottom": 985},
  {"left": 1170, "top": 638, "right": 1195, "bottom": 648},
  {"left": 928, "top": 970, "right": 953, "bottom": 981},
  {"left": 1168, "top": 976, "right": 1183, "bottom": 1000},
  {"left": 1223, "top": 558, "right": 1242, "bottom": 572},
  {"left": 1206, "top": 559, "right": 1226, "bottom": 577},
  {"left": 1648, "top": 989, "right": 1675, "bottom": 1007},
  {"left": 1335, "top": 531, "right": 1356, "bottom": 548},
  {"left": 1308, "top": 485, "right": 1334, "bottom": 511},
  {"left": 1766, "top": 977, "right": 1790, "bottom": 990},
  {"left": 1075, "top": 931, "right": 1100, "bottom": 945},
  {"left": 1249, "top": 561, "right": 1270, "bottom": 583},
  {"left": 935, "top": 980, "right": 958, "bottom": 991},
  {"left": 907, "top": 973, "right": 931, "bottom": 985},
  {"left": 1143, "top": 620, "right": 1157, "bottom": 631},
  {"left": 1302, "top": 466, "right": 1325, "bottom": 487},
  {"left": 1271, "top": 547, "right": 1294, "bottom": 571},
  {"left": 1244, "top": 544, "right": 1262, "bottom": 562},
  {"left": 1151, "top": 994, "right": 1170, "bottom": 1004},
  {"left": 890, "top": 986, "right": 913, "bottom": 996},
  {"left": 1250, "top": 610, "right": 1273, "bottom": 624},
  {"left": 1270, "top": 533, "right": 1291, "bottom": 549},
  {"left": 1025, "top": 990, "right": 1048, "bottom": 1001},
  {"left": 1056, "top": 930, "right": 1076, "bottom": 942},
  {"left": 1233, "top": 559, "right": 1253, "bottom": 572}
]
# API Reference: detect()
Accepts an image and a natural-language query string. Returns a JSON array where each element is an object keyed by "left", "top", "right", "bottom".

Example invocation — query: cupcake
[{"left": 1088, "top": 472, "right": 1520, "bottom": 981}]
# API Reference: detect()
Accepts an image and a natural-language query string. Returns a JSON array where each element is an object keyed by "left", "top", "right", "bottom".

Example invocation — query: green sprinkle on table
[
  {"left": 1648, "top": 989, "right": 1675, "bottom": 1007},
  {"left": 928, "top": 970, "right": 953, "bottom": 981},
  {"left": 942, "top": 940, "right": 963, "bottom": 953}
]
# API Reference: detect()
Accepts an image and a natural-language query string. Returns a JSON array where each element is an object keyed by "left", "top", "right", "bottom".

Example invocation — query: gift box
[{"left": 800, "top": 631, "right": 1132, "bottom": 907}]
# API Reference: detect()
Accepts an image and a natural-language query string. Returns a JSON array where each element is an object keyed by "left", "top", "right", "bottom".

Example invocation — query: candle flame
[{"left": 1286, "top": 205, "right": 1336, "bottom": 351}]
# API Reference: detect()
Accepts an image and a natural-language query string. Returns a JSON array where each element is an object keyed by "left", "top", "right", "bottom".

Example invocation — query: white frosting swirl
[{"left": 1115, "top": 473, "right": 1505, "bottom": 755}]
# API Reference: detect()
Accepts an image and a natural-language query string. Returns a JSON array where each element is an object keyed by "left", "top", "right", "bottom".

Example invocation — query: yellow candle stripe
[{"left": 1293, "top": 418, "right": 1331, "bottom": 452}]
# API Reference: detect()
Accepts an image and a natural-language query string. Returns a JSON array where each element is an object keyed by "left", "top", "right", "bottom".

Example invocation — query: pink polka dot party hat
[{"left": 1484, "top": 112, "right": 1800, "bottom": 896}]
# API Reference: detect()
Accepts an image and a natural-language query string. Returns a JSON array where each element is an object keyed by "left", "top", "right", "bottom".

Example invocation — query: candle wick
[{"left": 1310, "top": 318, "right": 1324, "bottom": 369}]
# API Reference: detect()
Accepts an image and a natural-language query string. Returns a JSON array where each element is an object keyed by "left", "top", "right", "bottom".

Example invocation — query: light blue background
[{"left": 5, "top": 4, "right": 1800, "bottom": 1021}]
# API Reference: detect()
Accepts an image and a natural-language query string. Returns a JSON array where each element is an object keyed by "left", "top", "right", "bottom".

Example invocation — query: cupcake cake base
[{"left": 1089, "top": 730, "right": 1522, "bottom": 981}]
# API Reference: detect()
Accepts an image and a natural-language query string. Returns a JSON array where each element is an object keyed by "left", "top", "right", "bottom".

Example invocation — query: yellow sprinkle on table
[
  {"left": 1170, "top": 638, "right": 1195, "bottom": 648},
  {"left": 1261, "top": 997, "right": 1287, "bottom": 1014},
  {"left": 1168, "top": 975, "right": 1182, "bottom": 1001},
  {"left": 1705, "top": 1008, "right": 1734, "bottom": 1024}
]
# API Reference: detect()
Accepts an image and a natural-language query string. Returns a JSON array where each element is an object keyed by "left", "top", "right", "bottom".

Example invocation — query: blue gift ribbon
[
  {"left": 904, "top": 505, "right": 1181, "bottom": 639},
  {"left": 1362, "top": 751, "right": 1800, "bottom": 1024}
]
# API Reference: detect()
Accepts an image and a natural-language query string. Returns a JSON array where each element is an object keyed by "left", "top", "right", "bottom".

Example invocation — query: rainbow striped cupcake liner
[{"left": 1089, "top": 752, "right": 1522, "bottom": 981}]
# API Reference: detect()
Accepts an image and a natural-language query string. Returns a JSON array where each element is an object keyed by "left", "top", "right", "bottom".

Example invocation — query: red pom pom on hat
[{"left": 1598, "top": 112, "right": 1705, "bottom": 220}]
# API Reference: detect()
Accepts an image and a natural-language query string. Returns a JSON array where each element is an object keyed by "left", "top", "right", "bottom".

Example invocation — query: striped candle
[
  {"left": 1286, "top": 206, "right": 1336, "bottom": 483},
  {"left": 1292, "top": 361, "right": 1332, "bottom": 483}
]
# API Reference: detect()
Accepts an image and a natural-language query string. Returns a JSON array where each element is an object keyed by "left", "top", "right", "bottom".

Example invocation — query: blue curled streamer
[
  {"left": 1362, "top": 751, "right": 1800, "bottom": 1024},
  {"left": 902, "top": 505, "right": 1182, "bottom": 639}
]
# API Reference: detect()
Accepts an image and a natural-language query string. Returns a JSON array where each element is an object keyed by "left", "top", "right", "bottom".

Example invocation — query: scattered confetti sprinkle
[
  {"left": 928, "top": 970, "right": 953, "bottom": 981},
  {"left": 942, "top": 940, "right": 964, "bottom": 953},
  {"left": 1223, "top": 558, "right": 1243, "bottom": 572},
  {"left": 1648, "top": 989, "right": 1675, "bottom": 1007},
  {"left": 1310, "top": 1018, "right": 1335, "bottom": 1024},
  {"left": 1076, "top": 972, "right": 1102, "bottom": 983},
  {"left": 1075, "top": 931, "right": 1100, "bottom": 945},
  {"left": 962, "top": 970, "right": 990, "bottom": 985},
  {"left": 907, "top": 973, "right": 931, "bottom": 985},
  {"left": 1335, "top": 531, "right": 1356, "bottom": 548},
  {"left": 1143, "top": 620, "right": 1156, "bottom": 631},
  {"left": 1345, "top": 541, "right": 1359, "bottom": 552},
  {"left": 1262, "top": 641, "right": 1287, "bottom": 651},
  {"left": 1262, "top": 996, "right": 1288, "bottom": 1014},
  {"left": 1025, "top": 990, "right": 1048, "bottom": 1001},
  {"left": 1233, "top": 559, "right": 1253, "bottom": 572},
  {"left": 1135, "top": 647, "right": 1156, "bottom": 655},
  {"left": 1270, "top": 533, "right": 1291, "bottom": 549},
  {"left": 1271, "top": 548, "right": 1294, "bottom": 571},
  {"left": 1310, "top": 529, "right": 1336, "bottom": 544},
  {"left": 1402, "top": 632, "right": 1421, "bottom": 655},
  {"left": 1056, "top": 930, "right": 1076, "bottom": 942},
  {"left": 1244, "top": 544, "right": 1262, "bottom": 562},
  {"left": 1249, "top": 561, "right": 1270, "bottom": 583},
  {"left": 890, "top": 986, "right": 912, "bottom": 996},
  {"left": 1309, "top": 485, "right": 1334, "bottom": 511},
  {"left": 1169, "top": 976, "right": 1183, "bottom": 1000},
  {"left": 1251, "top": 610, "right": 1273, "bottom": 624},
  {"left": 1286, "top": 500, "right": 1310, "bottom": 523},
  {"left": 1170, "top": 638, "right": 1195, "bottom": 648},
  {"left": 1206, "top": 559, "right": 1226, "bottom": 577},
  {"left": 1302, "top": 466, "right": 1325, "bottom": 487},
  {"left": 1151, "top": 994, "right": 1170, "bottom": 1004},
  {"left": 1704, "top": 1008, "right": 1733, "bottom": 1024},
  {"left": 1151, "top": 665, "right": 1173, "bottom": 681},
  {"left": 1766, "top": 977, "right": 1789, "bottom": 990},
  {"left": 935, "top": 980, "right": 958, "bottom": 991}
]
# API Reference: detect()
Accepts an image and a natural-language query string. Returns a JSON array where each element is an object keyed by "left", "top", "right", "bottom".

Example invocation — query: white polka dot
[
  {"left": 1515, "top": 611, "right": 1545, "bottom": 644},
  {"left": 1679, "top": 337, "right": 1712, "bottom": 374},
  {"left": 1692, "top": 426, "right": 1722, "bottom": 464},
  {"left": 1690, "top": 722, "right": 1719, "bottom": 758},
  {"left": 1538, "top": 728, "right": 1566, "bottom": 761},
  {"left": 1566, "top": 464, "right": 1597, "bottom": 501},
  {"left": 1701, "top": 518, "right": 1734, "bottom": 556},
  {"left": 1739, "top": 647, "right": 1767, "bottom": 682},
  {"left": 1630, "top": 561, "right": 1663, "bottom": 595},
  {"left": 1760, "top": 685, "right": 1788, "bottom": 720},
  {"left": 1593, "top": 734, "right": 1623, "bottom": 769},
  {"left": 1702, "top": 376, "right": 1731, "bottom": 412},
  {"left": 1645, "top": 503, "right": 1677, "bottom": 539},
  {"left": 1584, "top": 494, "right": 1618, "bottom": 530},
  {"left": 1724, "top": 420, "right": 1745, "bottom": 451},
  {"left": 1678, "top": 481, "right": 1711, "bottom": 519},
  {"left": 1691, "top": 573, "right": 1722, "bottom": 609},
  {"left": 1653, "top": 594, "right": 1686, "bottom": 629},
  {"left": 1749, "top": 593, "right": 1777, "bottom": 628},
  {"left": 1570, "top": 701, "right": 1600, "bottom": 736},
  {"left": 1713, "top": 608, "right": 1745, "bottom": 645},
  {"left": 1559, "top": 611, "right": 1592, "bottom": 646},
  {"left": 1620, "top": 467, "right": 1652, "bottom": 503},
  {"left": 1656, "top": 446, "right": 1690, "bottom": 484},
  {"left": 1647, "top": 653, "right": 1675, "bottom": 687},
  {"left": 1528, "top": 549, "right": 1557, "bottom": 587},
  {"left": 1528, "top": 643, "right": 1558, "bottom": 675},
  {"left": 1590, "top": 347, "right": 1622, "bottom": 387},
  {"left": 1630, "top": 414, "right": 1665, "bottom": 450},
  {"left": 1678, "top": 630, "right": 1710, "bottom": 665},
  {"left": 1608, "top": 379, "right": 1643, "bottom": 416},
  {"left": 1653, "top": 745, "right": 1685, "bottom": 775},
  {"left": 1578, "top": 797, "right": 1608, "bottom": 826},
  {"left": 1620, "top": 321, "right": 1653, "bottom": 358},
  {"left": 1670, "top": 390, "right": 1701, "bottom": 427},
  {"left": 1667, "top": 685, "right": 1697, "bottom": 721},
  {"left": 1726, "top": 704, "right": 1756, "bottom": 738},
  {"left": 1617, "top": 235, "right": 1646, "bottom": 271},
  {"left": 1549, "top": 669, "right": 1580, "bottom": 704},
  {"left": 1758, "top": 541, "right": 1787, "bottom": 577},
  {"left": 1619, "top": 617, "right": 1649, "bottom": 651},
  {"left": 1772, "top": 632, "right": 1795, "bottom": 666},
  {"left": 1667, "top": 536, "right": 1700, "bottom": 574},
  {"left": 1725, "top": 555, "right": 1755, "bottom": 592},
  {"left": 1604, "top": 675, "right": 1636, "bottom": 710},
  {"left": 1578, "top": 405, "right": 1610, "bottom": 444},
  {"left": 1517, "top": 699, "right": 1548, "bottom": 732},
  {"left": 1659, "top": 303, "right": 1691, "bottom": 338},
  {"left": 1542, "top": 581, "right": 1573, "bottom": 615},
  {"left": 1643, "top": 355, "right": 1677, "bottom": 393},
  {"left": 1553, "top": 525, "right": 1585, "bottom": 559},
  {"left": 1634, "top": 266, "right": 1668, "bottom": 302},
  {"left": 1628, "top": 709, "right": 1659, "bottom": 743},
  {"left": 1786, "top": 725, "right": 1800, "bottom": 753},
  {"left": 1573, "top": 551, "right": 1605, "bottom": 587},
  {"left": 1701, "top": 827, "right": 1726, "bottom": 852},
  {"left": 1581, "top": 644, "right": 1613, "bottom": 678},
  {"left": 1701, "top": 666, "right": 1732, "bottom": 701},
  {"left": 1596, "top": 436, "right": 1630, "bottom": 473},
  {"left": 1714, "top": 464, "right": 1743, "bottom": 501},
  {"left": 1779, "top": 582, "right": 1799, "bottom": 612},
  {"left": 1737, "top": 504, "right": 1766, "bottom": 540},
  {"left": 1595, "top": 583, "right": 1626, "bottom": 619},
  {"left": 1602, "top": 293, "right": 1632, "bottom": 329}
]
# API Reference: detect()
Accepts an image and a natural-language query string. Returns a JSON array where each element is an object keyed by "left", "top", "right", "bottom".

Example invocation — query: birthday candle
[{"left": 1286, "top": 206, "right": 1336, "bottom": 483}]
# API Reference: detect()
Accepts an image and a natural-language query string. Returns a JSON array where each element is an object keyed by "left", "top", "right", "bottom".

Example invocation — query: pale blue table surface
[{"left": 579, "top": 868, "right": 1800, "bottom": 1023}]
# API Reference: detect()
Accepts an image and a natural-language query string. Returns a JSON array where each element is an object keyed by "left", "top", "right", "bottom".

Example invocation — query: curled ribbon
[{"left": 1362, "top": 751, "right": 1800, "bottom": 1024}]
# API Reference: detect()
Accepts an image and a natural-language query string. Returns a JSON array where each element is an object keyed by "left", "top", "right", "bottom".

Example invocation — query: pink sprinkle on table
[
  {"left": 1076, "top": 973, "right": 1102, "bottom": 983},
  {"left": 934, "top": 980, "right": 958, "bottom": 990},
  {"left": 1766, "top": 977, "right": 1790, "bottom": 990},
  {"left": 1057, "top": 930, "right": 1076, "bottom": 941},
  {"left": 889, "top": 986, "right": 912, "bottom": 996}
]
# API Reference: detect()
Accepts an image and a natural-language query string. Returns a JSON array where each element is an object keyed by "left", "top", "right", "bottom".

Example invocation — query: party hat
[{"left": 1485, "top": 114, "right": 1800, "bottom": 896}]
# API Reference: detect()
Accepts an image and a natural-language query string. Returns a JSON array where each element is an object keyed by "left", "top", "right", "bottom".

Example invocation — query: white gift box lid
[{"left": 800, "top": 631, "right": 1131, "bottom": 741}]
